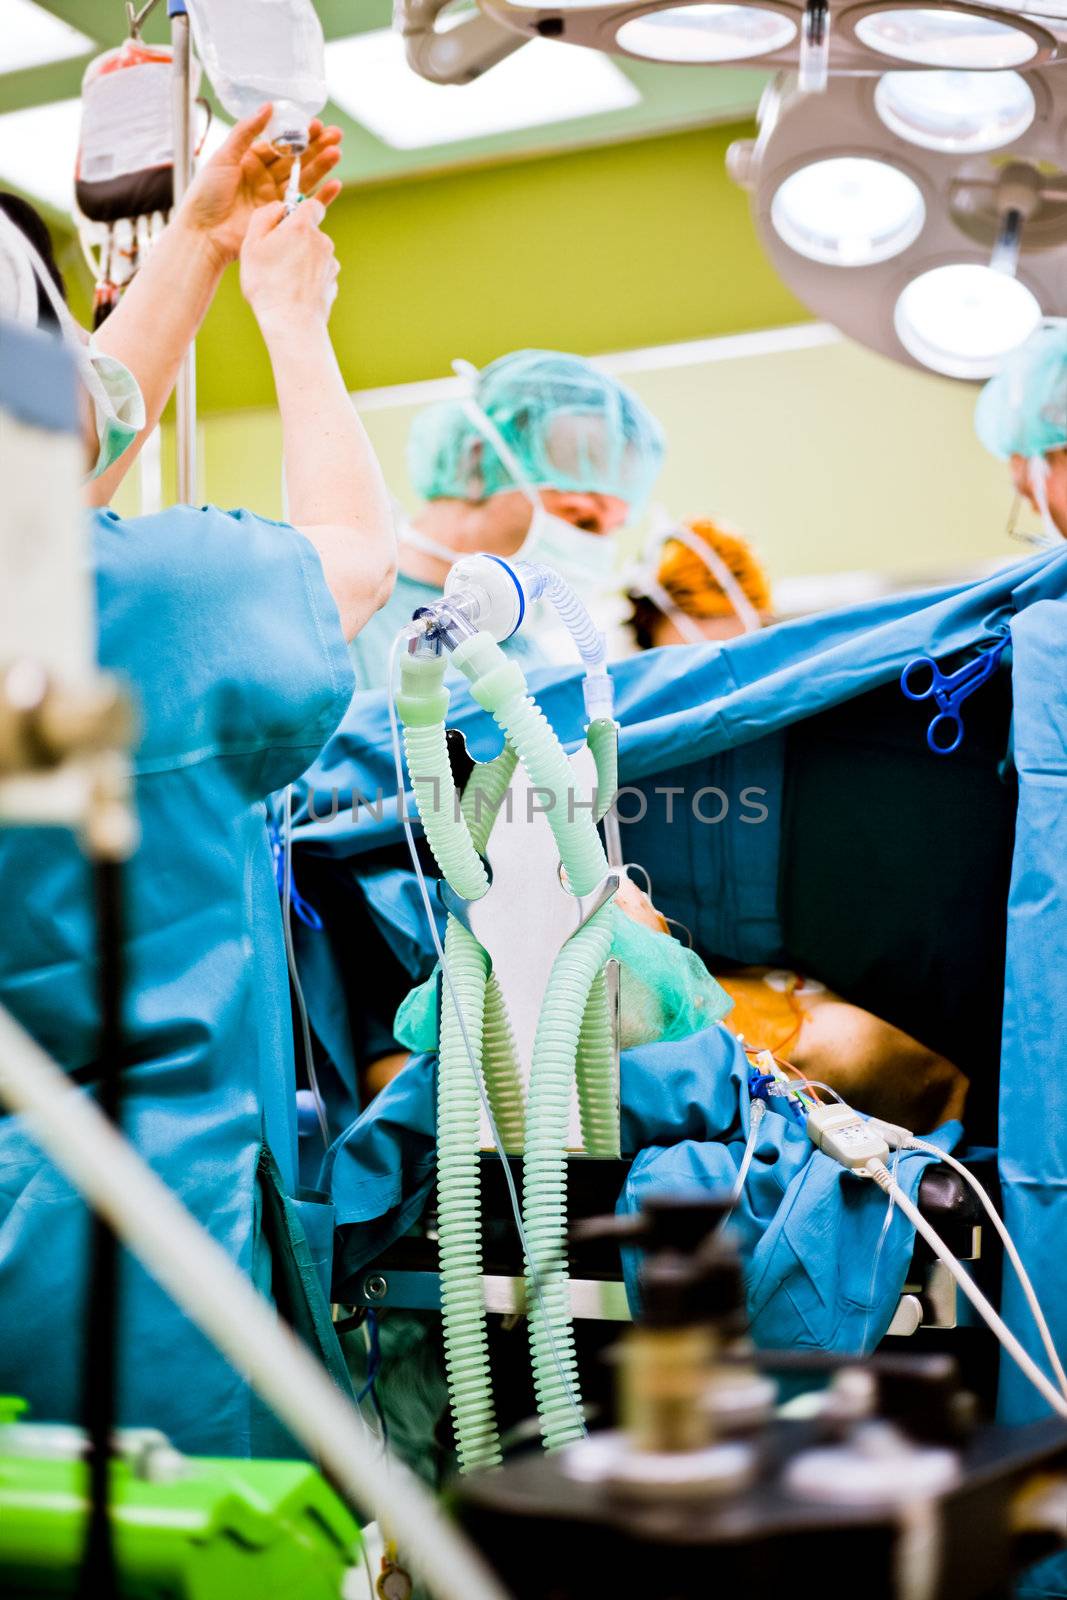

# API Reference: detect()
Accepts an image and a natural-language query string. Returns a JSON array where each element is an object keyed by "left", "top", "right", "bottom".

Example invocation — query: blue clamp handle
[
  {"left": 167, "top": 2, "right": 189, "bottom": 17},
  {"left": 900, "top": 636, "right": 1009, "bottom": 756}
]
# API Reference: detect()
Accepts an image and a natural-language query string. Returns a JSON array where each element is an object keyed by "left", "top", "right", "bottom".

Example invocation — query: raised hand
[
  {"left": 179, "top": 103, "right": 343, "bottom": 267},
  {"left": 239, "top": 196, "right": 340, "bottom": 334}
]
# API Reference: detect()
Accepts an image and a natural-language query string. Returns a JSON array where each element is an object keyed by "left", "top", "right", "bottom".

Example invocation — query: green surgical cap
[
  {"left": 975, "top": 323, "right": 1067, "bottom": 461},
  {"left": 407, "top": 348, "right": 665, "bottom": 513}
]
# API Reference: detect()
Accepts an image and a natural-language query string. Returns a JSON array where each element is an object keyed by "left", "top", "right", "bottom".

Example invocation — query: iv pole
[{"left": 169, "top": 0, "right": 198, "bottom": 505}]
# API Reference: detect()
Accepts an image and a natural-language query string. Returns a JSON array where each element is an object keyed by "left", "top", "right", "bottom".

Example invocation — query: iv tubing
[
  {"left": 170, "top": 5, "right": 197, "bottom": 504},
  {"left": 282, "top": 784, "right": 329, "bottom": 1147},
  {"left": 908, "top": 1137, "right": 1067, "bottom": 1400},
  {"left": 725, "top": 1099, "right": 766, "bottom": 1217}
]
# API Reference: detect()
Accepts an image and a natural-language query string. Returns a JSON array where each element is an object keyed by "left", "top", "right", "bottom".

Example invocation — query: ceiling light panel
[
  {"left": 0, "top": 0, "right": 92, "bottom": 75},
  {"left": 0, "top": 97, "right": 81, "bottom": 213},
  {"left": 325, "top": 29, "right": 639, "bottom": 150}
]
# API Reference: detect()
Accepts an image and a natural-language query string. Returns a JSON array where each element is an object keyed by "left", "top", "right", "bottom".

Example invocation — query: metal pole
[{"left": 169, "top": 0, "right": 197, "bottom": 504}]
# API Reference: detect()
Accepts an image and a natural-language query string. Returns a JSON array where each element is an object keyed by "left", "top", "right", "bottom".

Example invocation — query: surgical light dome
[
  {"left": 771, "top": 157, "right": 926, "bottom": 266},
  {"left": 614, "top": 5, "right": 797, "bottom": 62},
  {"left": 853, "top": 8, "right": 1040, "bottom": 69},
  {"left": 893, "top": 263, "right": 1042, "bottom": 379},
  {"left": 982, "top": 0, "right": 1067, "bottom": 16},
  {"left": 874, "top": 70, "right": 1036, "bottom": 153}
]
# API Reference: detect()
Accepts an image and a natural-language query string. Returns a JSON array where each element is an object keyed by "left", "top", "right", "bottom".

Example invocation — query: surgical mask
[
  {"left": 83, "top": 343, "right": 145, "bottom": 479},
  {"left": 452, "top": 358, "right": 622, "bottom": 604},
  {"left": 518, "top": 502, "right": 620, "bottom": 593},
  {"left": 399, "top": 521, "right": 464, "bottom": 570},
  {"left": 0, "top": 209, "right": 144, "bottom": 481}
]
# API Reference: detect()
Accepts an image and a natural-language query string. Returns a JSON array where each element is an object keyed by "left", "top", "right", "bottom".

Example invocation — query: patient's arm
[
  {"left": 614, "top": 875, "right": 669, "bottom": 933},
  {"left": 790, "top": 997, "right": 968, "bottom": 1131},
  {"left": 611, "top": 869, "right": 969, "bottom": 1131}
]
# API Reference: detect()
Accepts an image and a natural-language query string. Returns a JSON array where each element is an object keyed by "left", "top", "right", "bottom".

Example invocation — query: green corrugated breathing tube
[{"left": 397, "top": 634, "right": 619, "bottom": 1460}]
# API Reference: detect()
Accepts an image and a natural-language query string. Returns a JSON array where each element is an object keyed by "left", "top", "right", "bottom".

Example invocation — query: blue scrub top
[{"left": 0, "top": 504, "right": 355, "bottom": 1457}]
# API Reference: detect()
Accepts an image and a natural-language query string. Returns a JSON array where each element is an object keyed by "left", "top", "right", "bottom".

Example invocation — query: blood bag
[{"left": 76, "top": 40, "right": 201, "bottom": 222}]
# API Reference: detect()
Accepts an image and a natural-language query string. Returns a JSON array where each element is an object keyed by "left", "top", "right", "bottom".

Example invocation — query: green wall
[
  {"left": 130, "top": 329, "right": 1034, "bottom": 591},
  {"left": 190, "top": 119, "right": 807, "bottom": 408}
]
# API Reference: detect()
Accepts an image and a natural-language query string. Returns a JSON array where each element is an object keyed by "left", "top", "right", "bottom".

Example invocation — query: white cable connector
[
  {"left": 864, "top": 1116, "right": 913, "bottom": 1152},
  {"left": 812, "top": 1107, "right": 1067, "bottom": 1411},
  {"left": 806, "top": 1103, "right": 890, "bottom": 1171},
  {"left": 866, "top": 1159, "right": 1067, "bottom": 1425},
  {"left": 867, "top": 1120, "right": 1067, "bottom": 1403}
]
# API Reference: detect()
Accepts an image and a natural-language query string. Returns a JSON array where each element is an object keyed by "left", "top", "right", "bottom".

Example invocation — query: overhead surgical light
[
  {"left": 798, "top": 0, "right": 831, "bottom": 91},
  {"left": 874, "top": 70, "right": 1036, "bottom": 153},
  {"left": 893, "top": 263, "right": 1041, "bottom": 378},
  {"left": 975, "top": 0, "right": 1067, "bottom": 17},
  {"left": 614, "top": 5, "right": 797, "bottom": 62},
  {"left": 731, "top": 67, "right": 1067, "bottom": 380},
  {"left": 460, "top": 0, "right": 1059, "bottom": 82},
  {"left": 849, "top": 7, "right": 1041, "bottom": 69},
  {"left": 771, "top": 156, "right": 926, "bottom": 265}
]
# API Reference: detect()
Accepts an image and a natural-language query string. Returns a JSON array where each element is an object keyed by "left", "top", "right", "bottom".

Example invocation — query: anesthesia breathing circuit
[{"left": 387, "top": 554, "right": 622, "bottom": 1472}]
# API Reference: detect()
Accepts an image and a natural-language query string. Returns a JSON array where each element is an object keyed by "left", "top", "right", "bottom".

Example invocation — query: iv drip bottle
[{"left": 184, "top": 0, "right": 327, "bottom": 152}]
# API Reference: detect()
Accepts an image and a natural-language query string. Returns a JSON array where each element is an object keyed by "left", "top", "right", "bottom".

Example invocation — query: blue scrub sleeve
[{"left": 93, "top": 505, "right": 355, "bottom": 796}]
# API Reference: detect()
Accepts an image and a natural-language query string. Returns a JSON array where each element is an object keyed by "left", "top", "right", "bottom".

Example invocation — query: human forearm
[
  {"left": 263, "top": 315, "right": 396, "bottom": 638},
  {"left": 83, "top": 105, "right": 344, "bottom": 509}
]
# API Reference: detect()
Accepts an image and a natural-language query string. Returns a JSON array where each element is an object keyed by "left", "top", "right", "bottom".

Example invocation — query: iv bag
[
  {"left": 76, "top": 40, "right": 195, "bottom": 222},
  {"left": 185, "top": 0, "right": 327, "bottom": 151}
]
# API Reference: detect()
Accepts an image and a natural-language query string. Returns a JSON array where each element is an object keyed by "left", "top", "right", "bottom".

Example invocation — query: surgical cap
[
  {"left": 407, "top": 348, "right": 665, "bottom": 513},
  {"left": 974, "top": 323, "right": 1067, "bottom": 461},
  {"left": 658, "top": 520, "right": 772, "bottom": 620}
]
